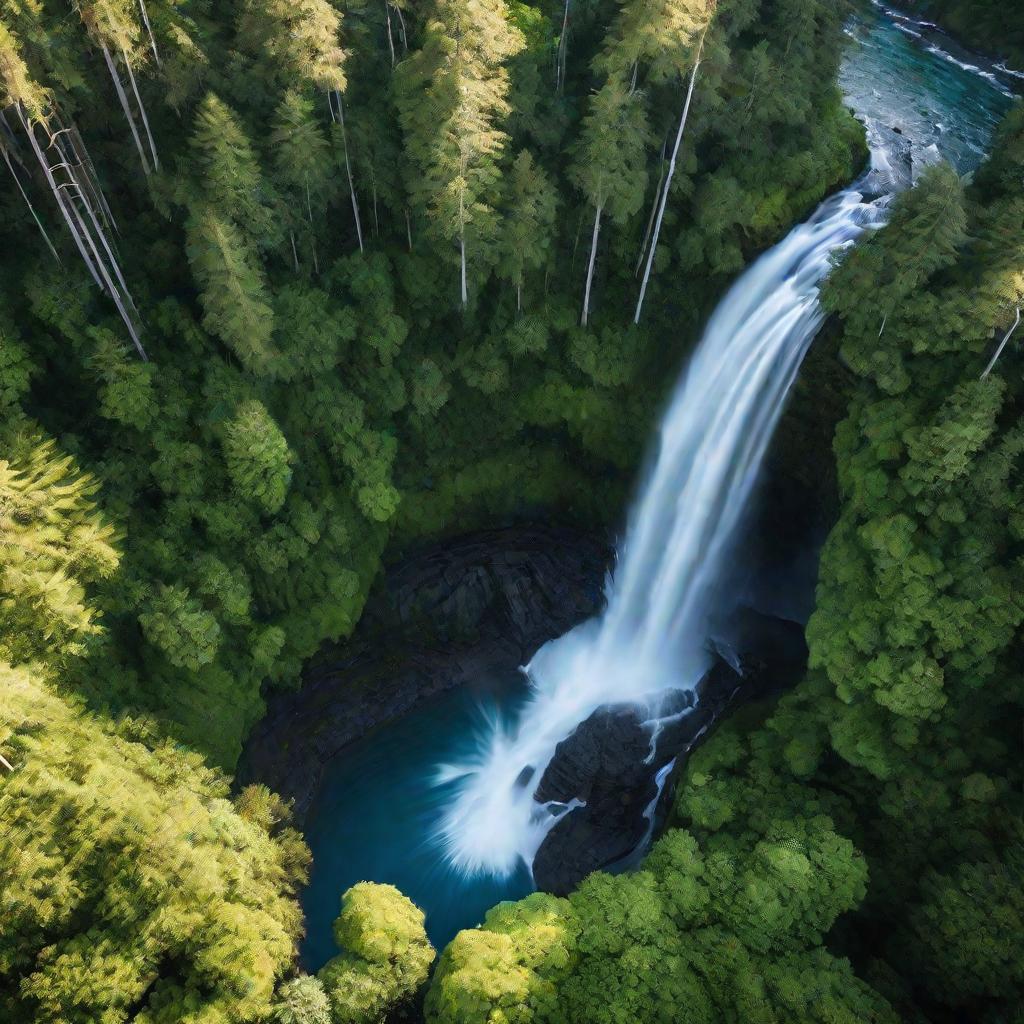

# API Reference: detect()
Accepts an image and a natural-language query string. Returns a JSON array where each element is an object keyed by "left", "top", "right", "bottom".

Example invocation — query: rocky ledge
[
  {"left": 238, "top": 523, "right": 613, "bottom": 822},
  {"left": 530, "top": 609, "right": 809, "bottom": 895}
]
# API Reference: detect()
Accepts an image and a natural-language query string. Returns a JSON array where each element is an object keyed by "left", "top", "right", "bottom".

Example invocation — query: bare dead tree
[{"left": 981, "top": 306, "right": 1022, "bottom": 379}]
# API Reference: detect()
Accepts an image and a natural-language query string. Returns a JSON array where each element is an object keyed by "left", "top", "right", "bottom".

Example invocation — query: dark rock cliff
[{"left": 238, "top": 524, "right": 613, "bottom": 822}]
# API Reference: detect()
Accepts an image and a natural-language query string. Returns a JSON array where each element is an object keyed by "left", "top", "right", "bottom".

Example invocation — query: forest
[
  {"left": 910, "top": 0, "right": 1024, "bottom": 67},
  {"left": 0, "top": 0, "right": 1020, "bottom": 1022}
]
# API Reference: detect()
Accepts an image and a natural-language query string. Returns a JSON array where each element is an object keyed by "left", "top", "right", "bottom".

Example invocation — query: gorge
[
  {"left": 2, "top": 0, "right": 1023, "bottom": 1021},
  {"left": 238, "top": 0, "right": 1021, "bottom": 964}
]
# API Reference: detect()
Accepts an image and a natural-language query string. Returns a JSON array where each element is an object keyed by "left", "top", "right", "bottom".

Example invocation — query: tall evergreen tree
[
  {"left": 395, "top": 0, "right": 524, "bottom": 307},
  {"left": 571, "top": 76, "right": 651, "bottom": 325}
]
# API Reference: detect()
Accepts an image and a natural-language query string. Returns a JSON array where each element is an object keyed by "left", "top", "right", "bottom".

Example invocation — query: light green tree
[
  {"left": 395, "top": 0, "right": 524, "bottom": 307},
  {"left": 318, "top": 882, "right": 435, "bottom": 1024}
]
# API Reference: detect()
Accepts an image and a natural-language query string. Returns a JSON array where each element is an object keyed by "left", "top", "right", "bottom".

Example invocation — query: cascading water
[
  {"left": 435, "top": 2, "right": 1019, "bottom": 884},
  {"left": 437, "top": 180, "right": 892, "bottom": 877}
]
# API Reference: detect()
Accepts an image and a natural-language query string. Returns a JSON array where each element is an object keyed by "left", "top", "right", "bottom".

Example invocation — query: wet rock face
[
  {"left": 531, "top": 612, "right": 808, "bottom": 896},
  {"left": 237, "top": 524, "right": 612, "bottom": 823}
]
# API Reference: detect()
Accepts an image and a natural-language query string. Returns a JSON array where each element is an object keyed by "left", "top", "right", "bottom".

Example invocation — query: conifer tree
[
  {"left": 498, "top": 150, "right": 557, "bottom": 311},
  {"left": 0, "top": 663, "right": 308, "bottom": 1024},
  {"left": 189, "top": 93, "right": 278, "bottom": 248},
  {"left": 238, "top": 0, "right": 347, "bottom": 93},
  {"left": 571, "top": 76, "right": 651, "bottom": 325},
  {"left": 0, "top": 439, "right": 119, "bottom": 666},
  {"left": 395, "top": 0, "right": 524, "bottom": 307},
  {"left": 77, "top": 0, "right": 159, "bottom": 174},
  {"left": 221, "top": 399, "right": 294, "bottom": 515},
  {"left": 185, "top": 207, "right": 277, "bottom": 372},
  {"left": 270, "top": 89, "right": 333, "bottom": 272}
]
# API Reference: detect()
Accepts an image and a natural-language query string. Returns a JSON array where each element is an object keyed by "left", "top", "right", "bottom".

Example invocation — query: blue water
[
  {"left": 299, "top": 6, "right": 1016, "bottom": 967},
  {"left": 300, "top": 668, "right": 534, "bottom": 970}
]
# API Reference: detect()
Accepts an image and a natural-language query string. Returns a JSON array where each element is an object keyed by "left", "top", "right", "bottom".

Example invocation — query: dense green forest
[
  {"left": 0, "top": 0, "right": 1021, "bottom": 1021},
  {"left": 910, "top": 0, "right": 1024, "bottom": 67},
  {"left": 427, "top": 112, "right": 1024, "bottom": 1023}
]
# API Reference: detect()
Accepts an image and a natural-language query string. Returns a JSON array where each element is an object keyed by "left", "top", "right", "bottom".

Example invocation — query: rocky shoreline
[{"left": 237, "top": 523, "right": 613, "bottom": 823}]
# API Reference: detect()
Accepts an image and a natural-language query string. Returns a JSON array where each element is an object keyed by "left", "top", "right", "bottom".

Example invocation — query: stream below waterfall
[{"left": 299, "top": 2, "right": 1017, "bottom": 969}]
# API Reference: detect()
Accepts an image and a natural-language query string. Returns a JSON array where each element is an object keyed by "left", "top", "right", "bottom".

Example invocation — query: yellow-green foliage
[
  {"left": 0, "top": 438, "right": 118, "bottom": 665},
  {"left": 318, "top": 882, "right": 435, "bottom": 1024},
  {"left": 0, "top": 663, "right": 308, "bottom": 1024}
]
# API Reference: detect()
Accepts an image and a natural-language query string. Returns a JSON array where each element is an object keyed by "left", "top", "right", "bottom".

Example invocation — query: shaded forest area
[{"left": 0, "top": 0, "right": 1021, "bottom": 1022}]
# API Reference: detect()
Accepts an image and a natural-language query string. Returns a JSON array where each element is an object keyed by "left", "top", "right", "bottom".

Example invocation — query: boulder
[{"left": 531, "top": 609, "right": 808, "bottom": 895}]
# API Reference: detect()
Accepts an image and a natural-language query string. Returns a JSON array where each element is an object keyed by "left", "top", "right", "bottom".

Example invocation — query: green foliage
[
  {"left": 0, "top": 0, "right": 864, "bottom": 768},
  {"left": 0, "top": 664, "right": 309, "bottom": 1024},
  {"left": 273, "top": 975, "right": 334, "bottom": 1024},
  {"left": 0, "top": 0, "right": 883, "bottom": 1017},
  {"left": 319, "top": 883, "right": 435, "bottom": 1024},
  {"left": 222, "top": 399, "right": 294, "bottom": 515},
  {"left": 428, "top": 828, "right": 892, "bottom": 1024},
  {"left": 139, "top": 583, "right": 222, "bottom": 671},
  {"left": 0, "top": 438, "right": 119, "bottom": 666}
]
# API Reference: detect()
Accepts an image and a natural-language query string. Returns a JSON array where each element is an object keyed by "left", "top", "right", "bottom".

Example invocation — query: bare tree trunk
[
  {"left": 3, "top": 146, "right": 61, "bottom": 262},
  {"left": 405, "top": 208, "right": 413, "bottom": 251},
  {"left": 333, "top": 91, "right": 364, "bottom": 253},
  {"left": 66, "top": 123, "right": 119, "bottom": 234},
  {"left": 395, "top": 4, "right": 409, "bottom": 53},
  {"left": 556, "top": 0, "right": 570, "bottom": 92},
  {"left": 634, "top": 40, "right": 703, "bottom": 326},
  {"left": 629, "top": 61, "right": 638, "bottom": 93},
  {"left": 19, "top": 108, "right": 103, "bottom": 288},
  {"left": 0, "top": 751, "right": 13, "bottom": 772},
  {"left": 0, "top": 109, "right": 18, "bottom": 149},
  {"left": 290, "top": 231, "right": 300, "bottom": 271},
  {"left": 371, "top": 175, "right": 380, "bottom": 236},
  {"left": 65, "top": 183, "right": 148, "bottom": 359},
  {"left": 384, "top": 2, "right": 397, "bottom": 68},
  {"left": 19, "top": 106, "right": 147, "bottom": 359},
  {"left": 581, "top": 203, "right": 602, "bottom": 326},
  {"left": 636, "top": 136, "right": 668, "bottom": 276},
  {"left": 305, "top": 180, "right": 320, "bottom": 273},
  {"left": 137, "top": 0, "right": 161, "bottom": 65},
  {"left": 101, "top": 45, "right": 151, "bottom": 175},
  {"left": 50, "top": 125, "right": 140, "bottom": 321},
  {"left": 54, "top": 185, "right": 105, "bottom": 290},
  {"left": 52, "top": 127, "right": 111, "bottom": 240},
  {"left": 70, "top": 166, "right": 141, "bottom": 322},
  {"left": 981, "top": 306, "right": 1022, "bottom": 378},
  {"left": 122, "top": 50, "right": 159, "bottom": 170},
  {"left": 459, "top": 191, "right": 468, "bottom": 308}
]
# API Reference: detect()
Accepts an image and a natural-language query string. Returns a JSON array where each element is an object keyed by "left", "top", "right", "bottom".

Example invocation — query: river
[{"left": 299, "top": 2, "right": 1016, "bottom": 969}]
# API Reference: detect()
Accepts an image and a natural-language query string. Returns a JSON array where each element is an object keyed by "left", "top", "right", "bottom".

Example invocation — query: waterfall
[{"left": 436, "top": 155, "right": 894, "bottom": 879}]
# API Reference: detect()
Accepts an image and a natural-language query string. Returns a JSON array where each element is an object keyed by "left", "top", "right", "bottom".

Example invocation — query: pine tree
[
  {"left": 498, "top": 150, "right": 557, "bottom": 311},
  {"left": 270, "top": 89, "right": 334, "bottom": 272},
  {"left": 395, "top": 0, "right": 524, "bottom": 307},
  {"left": 189, "top": 93, "right": 278, "bottom": 248},
  {"left": 0, "top": 438, "right": 119, "bottom": 666},
  {"left": 185, "top": 206, "right": 277, "bottom": 372},
  {"left": 237, "top": 0, "right": 347, "bottom": 93},
  {"left": 571, "top": 76, "right": 651, "bottom": 325},
  {"left": 221, "top": 399, "right": 294, "bottom": 515}
]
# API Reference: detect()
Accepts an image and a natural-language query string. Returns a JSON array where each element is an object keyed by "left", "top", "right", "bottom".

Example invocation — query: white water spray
[{"left": 436, "top": 133, "right": 904, "bottom": 878}]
